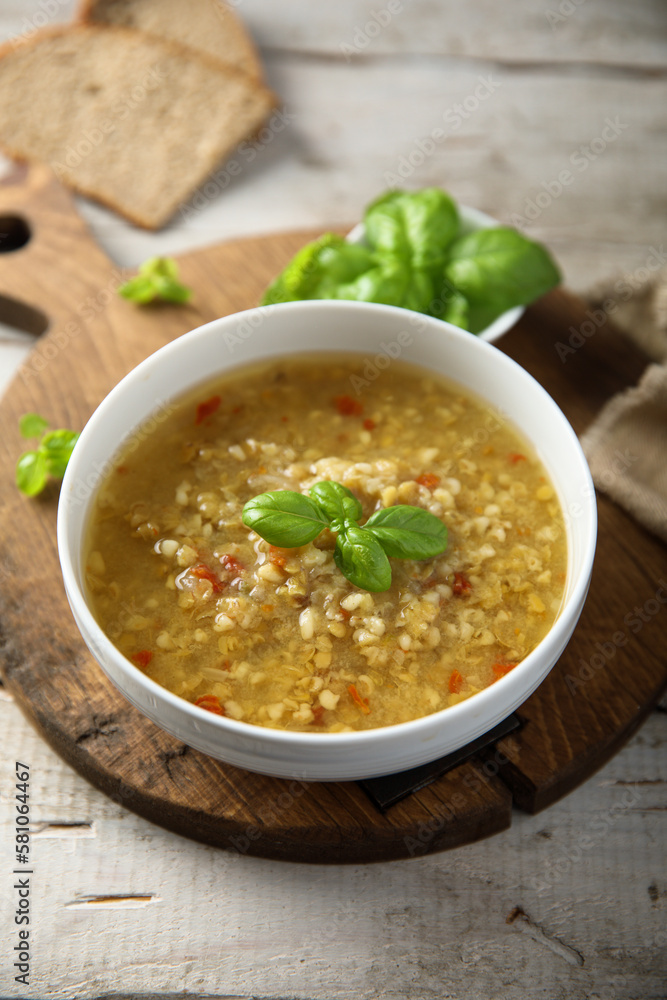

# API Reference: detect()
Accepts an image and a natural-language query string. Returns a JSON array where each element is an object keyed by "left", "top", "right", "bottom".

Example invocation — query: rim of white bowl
[
  {"left": 58, "top": 300, "right": 596, "bottom": 754},
  {"left": 346, "top": 203, "right": 525, "bottom": 344}
]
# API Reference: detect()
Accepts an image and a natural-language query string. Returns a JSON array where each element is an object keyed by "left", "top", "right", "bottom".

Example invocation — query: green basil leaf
[
  {"left": 119, "top": 257, "right": 192, "bottom": 305},
  {"left": 334, "top": 525, "right": 392, "bottom": 592},
  {"left": 140, "top": 256, "right": 179, "bottom": 280},
  {"left": 315, "top": 242, "right": 376, "bottom": 293},
  {"left": 242, "top": 490, "right": 329, "bottom": 547},
  {"left": 309, "top": 481, "right": 363, "bottom": 524},
  {"left": 364, "top": 505, "right": 447, "bottom": 559},
  {"left": 281, "top": 233, "right": 345, "bottom": 297},
  {"left": 465, "top": 301, "right": 506, "bottom": 335},
  {"left": 437, "top": 289, "right": 470, "bottom": 329},
  {"left": 364, "top": 188, "right": 459, "bottom": 268},
  {"left": 118, "top": 274, "right": 158, "bottom": 304},
  {"left": 16, "top": 450, "right": 48, "bottom": 497},
  {"left": 443, "top": 227, "right": 560, "bottom": 313},
  {"left": 40, "top": 429, "right": 80, "bottom": 479},
  {"left": 152, "top": 276, "right": 192, "bottom": 304},
  {"left": 336, "top": 261, "right": 434, "bottom": 313},
  {"left": 261, "top": 272, "right": 292, "bottom": 305},
  {"left": 19, "top": 413, "right": 49, "bottom": 439},
  {"left": 261, "top": 234, "right": 374, "bottom": 305}
]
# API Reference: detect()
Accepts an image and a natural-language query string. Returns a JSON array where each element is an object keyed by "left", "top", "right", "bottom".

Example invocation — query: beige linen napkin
[{"left": 580, "top": 265, "right": 667, "bottom": 542}]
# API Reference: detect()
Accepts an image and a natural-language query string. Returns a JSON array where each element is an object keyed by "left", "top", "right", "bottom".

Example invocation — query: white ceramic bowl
[
  {"left": 346, "top": 204, "right": 524, "bottom": 343},
  {"left": 58, "top": 300, "right": 596, "bottom": 781}
]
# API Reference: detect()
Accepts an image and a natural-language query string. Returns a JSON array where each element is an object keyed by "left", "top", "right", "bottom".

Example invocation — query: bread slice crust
[
  {"left": 77, "top": 0, "right": 263, "bottom": 81},
  {"left": 0, "top": 25, "right": 277, "bottom": 229}
]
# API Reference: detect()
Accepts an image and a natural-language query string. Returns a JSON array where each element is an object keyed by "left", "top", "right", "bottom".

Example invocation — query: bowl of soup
[{"left": 58, "top": 300, "right": 596, "bottom": 781}]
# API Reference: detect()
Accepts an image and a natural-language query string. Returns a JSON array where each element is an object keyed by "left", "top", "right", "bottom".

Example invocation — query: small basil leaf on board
[
  {"left": 152, "top": 276, "right": 192, "bottom": 304},
  {"left": 334, "top": 525, "right": 392, "bottom": 592},
  {"left": 443, "top": 227, "right": 560, "bottom": 314},
  {"left": 16, "top": 450, "right": 48, "bottom": 497},
  {"left": 118, "top": 274, "right": 157, "bottom": 304},
  {"left": 242, "top": 490, "right": 329, "bottom": 547},
  {"left": 364, "top": 188, "right": 459, "bottom": 268},
  {"left": 119, "top": 257, "right": 192, "bottom": 305},
  {"left": 309, "top": 481, "right": 363, "bottom": 524},
  {"left": 19, "top": 413, "right": 49, "bottom": 439},
  {"left": 40, "top": 429, "right": 80, "bottom": 479},
  {"left": 364, "top": 505, "right": 447, "bottom": 559}
]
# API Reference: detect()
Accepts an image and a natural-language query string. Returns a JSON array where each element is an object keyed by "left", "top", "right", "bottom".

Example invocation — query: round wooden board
[{"left": 0, "top": 165, "right": 665, "bottom": 863}]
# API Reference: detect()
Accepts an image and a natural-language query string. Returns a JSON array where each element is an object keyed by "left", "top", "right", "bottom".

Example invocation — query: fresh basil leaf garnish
[
  {"left": 242, "top": 490, "right": 329, "bottom": 547},
  {"left": 334, "top": 525, "right": 392, "bottom": 592},
  {"left": 364, "top": 505, "right": 448, "bottom": 559},
  {"left": 309, "top": 481, "right": 363, "bottom": 524},
  {"left": 243, "top": 482, "right": 448, "bottom": 592}
]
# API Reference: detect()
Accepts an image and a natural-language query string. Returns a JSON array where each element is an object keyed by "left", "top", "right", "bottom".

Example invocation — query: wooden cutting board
[{"left": 0, "top": 163, "right": 665, "bottom": 863}]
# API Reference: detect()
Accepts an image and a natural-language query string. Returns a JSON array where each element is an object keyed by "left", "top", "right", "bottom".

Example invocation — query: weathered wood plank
[
  {"left": 1, "top": 694, "right": 665, "bottom": 999},
  {"left": 241, "top": 0, "right": 667, "bottom": 70}
]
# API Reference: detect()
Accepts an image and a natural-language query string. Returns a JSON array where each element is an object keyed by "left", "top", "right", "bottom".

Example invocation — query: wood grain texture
[
  {"left": 4, "top": 0, "right": 666, "bottom": 297},
  {"left": 0, "top": 164, "right": 665, "bottom": 864}
]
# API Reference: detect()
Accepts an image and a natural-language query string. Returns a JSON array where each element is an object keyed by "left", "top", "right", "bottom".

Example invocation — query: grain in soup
[{"left": 85, "top": 354, "right": 567, "bottom": 732}]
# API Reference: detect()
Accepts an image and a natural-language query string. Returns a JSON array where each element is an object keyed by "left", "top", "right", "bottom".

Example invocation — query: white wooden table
[{"left": 1, "top": 2, "right": 666, "bottom": 997}]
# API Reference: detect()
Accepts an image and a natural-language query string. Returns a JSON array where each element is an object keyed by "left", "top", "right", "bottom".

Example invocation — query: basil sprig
[
  {"left": 119, "top": 256, "right": 192, "bottom": 305},
  {"left": 260, "top": 186, "right": 560, "bottom": 334},
  {"left": 242, "top": 481, "right": 447, "bottom": 592},
  {"left": 15, "top": 414, "right": 79, "bottom": 497}
]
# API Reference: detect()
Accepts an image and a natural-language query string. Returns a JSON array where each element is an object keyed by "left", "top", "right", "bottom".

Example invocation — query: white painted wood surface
[{"left": 0, "top": 1, "right": 665, "bottom": 997}]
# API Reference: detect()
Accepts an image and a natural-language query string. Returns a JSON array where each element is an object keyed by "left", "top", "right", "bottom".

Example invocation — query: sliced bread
[
  {"left": 79, "top": 0, "right": 263, "bottom": 81},
  {"left": 0, "top": 26, "right": 275, "bottom": 229}
]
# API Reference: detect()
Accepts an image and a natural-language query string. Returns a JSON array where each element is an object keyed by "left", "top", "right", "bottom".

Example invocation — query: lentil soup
[{"left": 85, "top": 354, "right": 566, "bottom": 732}]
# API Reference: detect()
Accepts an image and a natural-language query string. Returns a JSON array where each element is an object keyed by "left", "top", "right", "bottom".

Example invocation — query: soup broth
[{"left": 85, "top": 354, "right": 567, "bottom": 732}]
